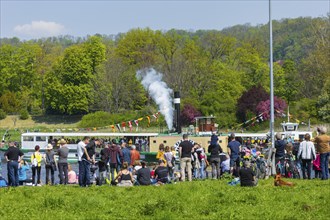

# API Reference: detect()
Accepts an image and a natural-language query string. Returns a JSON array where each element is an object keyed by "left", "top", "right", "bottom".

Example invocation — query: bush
[
  {"left": 0, "top": 109, "right": 7, "bottom": 120},
  {"left": 19, "top": 109, "right": 30, "bottom": 120}
]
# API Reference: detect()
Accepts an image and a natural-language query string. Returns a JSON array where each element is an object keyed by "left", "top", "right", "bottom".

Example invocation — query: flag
[
  {"left": 134, "top": 120, "right": 139, "bottom": 131},
  {"left": 116, "top": 124, "right": 122, "bottom": 132},
  {"left": 128, "top": 121, "right": 133, "bottom": 132},
  {"left": 152, "top": 112, "right": 160, "bottom": 121},
  {"left": 121, "top": 122, "right": 126, "bottom": 132},
  {"left": 146, "top": 116, "right": 151, "bottom": 127},
  {"left": 111, "top": 125, "right": 115, "bottom": 132}
]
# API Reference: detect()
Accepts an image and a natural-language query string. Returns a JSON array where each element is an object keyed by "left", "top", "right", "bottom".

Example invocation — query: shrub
[
  {"left": 19, "top": 109, "right": 30, "bottom": 120},
  {"left": 0, "top": 109, "right": 7, "bottom": 120}
]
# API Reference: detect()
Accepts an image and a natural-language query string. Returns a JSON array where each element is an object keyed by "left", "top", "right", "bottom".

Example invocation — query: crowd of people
[{"left": 0, "top": 126, "right": 329, "bottom": 188}]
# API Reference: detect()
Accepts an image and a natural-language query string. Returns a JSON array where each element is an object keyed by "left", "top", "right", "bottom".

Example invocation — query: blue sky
[{"left": 1, "top": 0, "right": 329, "bottom": 39}]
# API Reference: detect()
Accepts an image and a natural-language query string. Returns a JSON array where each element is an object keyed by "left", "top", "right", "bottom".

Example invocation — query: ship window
[
  {"left": 163, "top": 140, "right": 167, "bottom": 144},
  {"left": 23, "top": 136, "right": 34, "bottom": 141},
  {"left": 36, "top": 136, "right": 46, "bottom": 141},
  {"left": 153, "top": 140, "right": 157, "bottom": 143}
]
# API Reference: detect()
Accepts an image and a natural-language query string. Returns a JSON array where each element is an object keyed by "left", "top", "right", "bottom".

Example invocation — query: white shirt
[{"left": 77, "top": 141, "right": 86, "bottom": 161}]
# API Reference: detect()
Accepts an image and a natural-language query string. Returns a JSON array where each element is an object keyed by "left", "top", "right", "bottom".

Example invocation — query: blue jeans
[
  {"left": 7, "top": 161, "right": 19, "bottom": 186},
  {"left": 320, "top": 152, "right": 329, "bottom": 180},
  {"left": 82, "top": 160, "right": 91, "bottom": 186}
]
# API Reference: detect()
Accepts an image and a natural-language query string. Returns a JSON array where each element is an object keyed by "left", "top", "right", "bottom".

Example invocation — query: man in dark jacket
[
  {"left": 109, "top": 139, "right": 123, "bottom": 181},
  {"left": 208, "top": 134, "right": 222, "bottom": 179}
]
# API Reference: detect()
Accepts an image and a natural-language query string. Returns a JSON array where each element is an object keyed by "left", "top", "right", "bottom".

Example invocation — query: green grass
[{"left": 1, "top": 178, "right": 329, "bottom": 219}]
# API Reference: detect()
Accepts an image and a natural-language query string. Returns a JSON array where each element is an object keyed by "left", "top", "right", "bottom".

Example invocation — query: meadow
[{"left": 0, "top": 178, "right": 329, "bottom": 220}]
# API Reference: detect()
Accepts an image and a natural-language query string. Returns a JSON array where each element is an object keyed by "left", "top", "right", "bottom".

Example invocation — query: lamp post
[{"left": 267, "top": 0, "right": 276, "bottom": 176}]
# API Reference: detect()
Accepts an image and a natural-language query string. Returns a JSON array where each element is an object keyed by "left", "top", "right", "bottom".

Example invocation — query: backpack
[
  {"left": 0, "top": 176, "right": 8, "bottom": 187},
  {"left": 32, "top": 153, "right": 38, "bottom": 167}
]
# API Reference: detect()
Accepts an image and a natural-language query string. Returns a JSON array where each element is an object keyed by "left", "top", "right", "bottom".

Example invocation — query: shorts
[{"left": 230, "top": 157, "right": 240, "bottom": 168}]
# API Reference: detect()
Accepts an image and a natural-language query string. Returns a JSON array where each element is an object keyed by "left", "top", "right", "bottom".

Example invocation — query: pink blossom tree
[
  {"left": 180, "top": 104, "right": 202, "bottom": 125},
  {"left": 256, "top": 96, "right": 288, "bottom": 120}
]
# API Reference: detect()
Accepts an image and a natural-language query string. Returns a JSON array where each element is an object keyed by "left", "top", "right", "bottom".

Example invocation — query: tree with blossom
[
  {"left": 256, "top": 96, "right": 288, "bottom": 120},
  {"left": 180, "top": 104, "right": 202, "bottom": 126}
]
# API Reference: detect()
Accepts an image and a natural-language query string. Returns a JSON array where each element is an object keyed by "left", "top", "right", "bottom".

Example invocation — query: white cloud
[{"left": 14, "top": 21, "right": 65, "bottom": 37}]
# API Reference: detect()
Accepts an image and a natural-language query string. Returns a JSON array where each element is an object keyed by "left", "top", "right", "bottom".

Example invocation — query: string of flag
[{"left": 233, "top": 109, "right": 307, "bottom": 130}]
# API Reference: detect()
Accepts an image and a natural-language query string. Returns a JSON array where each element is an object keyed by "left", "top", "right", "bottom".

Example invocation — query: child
[
  {"left": 18, "top": 160, "right": 32, "bottom": 186},
  {"left": 313, "top": 152, "right": 321, "bottom": 179},
  {"left": 68, "top": 164, "right": 77, "bottom": 184},
  {"left": 156, "top": 144, "right": 166, "bottom": 166}
]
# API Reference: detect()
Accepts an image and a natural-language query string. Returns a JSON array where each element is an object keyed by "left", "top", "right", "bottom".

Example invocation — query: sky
[{"left": 0, "top": 0, "right": 329, "bottom": 40}]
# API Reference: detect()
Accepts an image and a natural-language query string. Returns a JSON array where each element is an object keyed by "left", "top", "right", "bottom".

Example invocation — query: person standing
[
  {"left": 179, "top": 134, "right": 194, "bottom": 182},
  {"left": 274, "top": 133, "right": 286, "bottom": 173},
  {"left": 298, "top": 134, "right": 316, "bottom": 179},
  {"left": 227, "top": 133, "right": 241, "bottom": 177},
  {"left": 121, "top": 141, "right": 131, "bottom": 165},
  {"left": 81, "top": 138, "right": 100, "bottom": 186},
  {"left": 44, "top": 144, "right": 57, "bottom": 185},
  {"left": 31, "top": 145, "right": 43, "bottom": 186},
  {"left": 109, "top": 139, "right": 123, "bottom": 181},
  {"left": 57, "top": 139, "right": 69, "bottom": 185},
  {"left": 4, "top": 142, "right": 24, "bottom": 187},
  {"left": 314, "top": 127, "right": 330, "bottom": 180},
  {"left": 77, "top": 136, "right": 90, "bottom": 186},
  {"left": 130, "top": 145, "right": 140, "bottom": 166},
  {"left": 208, "top": 134, "right": 222, "bottom": 179},
  {"left": 164, "top": 146, "right": 174, "bottom": 179}
]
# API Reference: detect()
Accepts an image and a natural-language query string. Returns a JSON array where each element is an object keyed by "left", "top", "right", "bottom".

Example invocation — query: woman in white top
[{"left": 298, "top": 133, "right": 316, "bottom": 179}]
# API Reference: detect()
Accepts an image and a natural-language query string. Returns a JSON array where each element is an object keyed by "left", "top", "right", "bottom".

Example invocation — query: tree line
[{"left": 0, "top": 16, "right": 329, "bottom": 128}]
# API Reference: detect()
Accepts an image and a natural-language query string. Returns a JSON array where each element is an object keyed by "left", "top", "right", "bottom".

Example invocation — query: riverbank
[{"left": 0, "top": 178, "right": 329, "bottom": 219}]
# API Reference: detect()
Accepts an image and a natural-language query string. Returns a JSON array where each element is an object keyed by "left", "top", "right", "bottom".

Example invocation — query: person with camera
[
  {"left": 57, "top": 139, "right": 69, "bottom": 185},
  {"left": 208, "top": 134, "right": 222, "bottom": 179},
  {"left": 81, "top": 138, "right": 100, "bottom": 187},
  {"left": 44, "top": 144, "right": 57, "bottom": 185}
]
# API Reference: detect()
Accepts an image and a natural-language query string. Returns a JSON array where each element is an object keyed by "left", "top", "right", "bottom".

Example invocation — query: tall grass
[{"left": 1, "top": 178, "right": 329, "bottom": 219}]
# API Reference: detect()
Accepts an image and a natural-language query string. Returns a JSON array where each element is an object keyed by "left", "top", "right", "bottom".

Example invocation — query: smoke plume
[{"left": 136, "top": 68, "right": 174, "bottom": 130}]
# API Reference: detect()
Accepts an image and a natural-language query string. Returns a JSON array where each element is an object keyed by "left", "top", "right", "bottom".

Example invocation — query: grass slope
[{"left": 1, "top": 179, "right": 329, "bottom": 219}]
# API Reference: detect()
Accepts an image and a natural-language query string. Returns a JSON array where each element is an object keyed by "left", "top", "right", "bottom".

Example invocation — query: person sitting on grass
[
  {"left": 136, "top": 161, "right": 151, "bottom": 186},
  {"left": 18, "top": 160, "right": 32, "bottom": 186},
  {"left": 220, "top": 154, "right": 230, "bottom": 177},
  {"left": 154, "top": 159, "right": 169, "bottom": 185},
  {"left": 115, "top": 162, "right": 133, "bottom": 187},
  {"left": 68, "top": 164, "right": 77, "bottom": 184},
  {"left": 239, "top": 160, "right": 257, "bottom": 187}
]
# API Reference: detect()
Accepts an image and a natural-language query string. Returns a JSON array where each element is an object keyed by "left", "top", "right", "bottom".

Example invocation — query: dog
[{"left": 274, "top": 174, "right": 295, "bottom": 187}]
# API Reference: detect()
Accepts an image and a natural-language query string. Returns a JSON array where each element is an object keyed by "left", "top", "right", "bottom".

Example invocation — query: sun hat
[
  {"left": 58, "top": 139, "right": 67, "bottom": 145},
  {"left": 45, "top": 144, "right": 53, "bottom": 150}
]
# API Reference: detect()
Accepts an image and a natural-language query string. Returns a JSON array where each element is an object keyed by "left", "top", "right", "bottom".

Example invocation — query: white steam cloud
[{"left": 137, "top": 68, "right": 174, "bottom": 130}]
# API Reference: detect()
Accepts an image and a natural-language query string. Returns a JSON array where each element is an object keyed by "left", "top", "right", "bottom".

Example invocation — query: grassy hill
[
  {"left": 0, "top": 115, "right": 81, "bottom": 129},
  {"left": 0, "top": 178, "right": 329, "bottom": 219}
]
